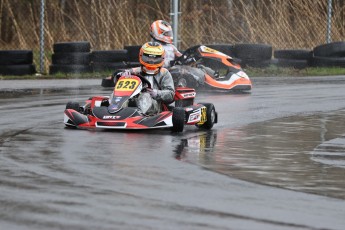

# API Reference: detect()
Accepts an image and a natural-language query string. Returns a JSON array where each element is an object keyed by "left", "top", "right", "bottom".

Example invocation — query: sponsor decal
[
  {"left": 108, "top": 104, "right": 119, "bottom": 110},
  {"left": 197, "top": 107, "right": 207, "bottom": 124},
  {"left": 103, "top": 115, "right": 121, "bottom": 119},
  {"left": 181, "top": 92, "right": 196, "bottom": 98},
  {"left": 188, "top": 109, "right": 201, "bottom": 122},
  {"left": 200, "top": 46, "right": 217, "bottom": 54}
]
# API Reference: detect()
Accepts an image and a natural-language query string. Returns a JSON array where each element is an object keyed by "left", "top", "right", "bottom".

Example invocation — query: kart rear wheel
[
  {"left": 198, "top": 103, "right": 217, "bottom": 130},
  {"left": 66, "top": 101, "right": 80, "bottom": 112},
  {"left": 172, "top": 107, "right": 185, "bottom": 132}
]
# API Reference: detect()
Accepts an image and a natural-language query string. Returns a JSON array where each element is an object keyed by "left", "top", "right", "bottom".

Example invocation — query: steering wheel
[
  {"left": 134, "top": 73, "right": 152, "bottom": 91},
  {"left": 172, "top": 45, "right": 201, "bottom": 66}
]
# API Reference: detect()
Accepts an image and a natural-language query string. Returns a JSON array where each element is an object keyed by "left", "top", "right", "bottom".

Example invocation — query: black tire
[
  {"left": 172, "top": 107, "right": 185, "bottom": 132},
  {"left": 66, "top": 101, "right": 80, "bottom": 111},
  {"left": 242, "top": 59, "right": 272, "bottom": 68},
  {"left": 311, "top": 56, "right": 345, "bottom": 68},
  {"left": 53, "top": 41, "right": 91, "bottom": 53},
  {"left": 233, "top": 43, "right": 272, "bottom": 60},
  {"left": 198, "top": 103, "right": 217, "bottom": 130},
  {"left": 101, "top": 78, "right": 115, "bottom": 87},
  {"left": 91, "top": 50, "right": 128, "bottom": 62},
  {"left": 274, "top": 49, "right": 312, "bottom": 60},
  {"left": 313, "top": 42, "right": 345, "bottom": 57},
  {"left": 52, "top": 52, "right": 91, "bottom": 65},
  {"left": 0, "top": 50, "right": 33, "bottom": 65},
  {"left": 126, "top": 61, "right": 141, "bottom": 68},
  {"left": 92, "top": 62, "right": 128, "bottom": 72},
  {"left": 49, "top": 64, "right": 92, "bottom": 74},
  {"left": 274, "top": 58, "right": 310, "bottom": 69},
  {"left": 0, "top": 64, "right": 36, "bottom": 75},
  {"left": 124, "top": 45, "right": 141, "bottom": 62}
]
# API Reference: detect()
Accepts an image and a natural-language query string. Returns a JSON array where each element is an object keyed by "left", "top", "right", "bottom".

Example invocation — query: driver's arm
[{"left": 174, "top": 46, "right": 182, "bottom": 58}]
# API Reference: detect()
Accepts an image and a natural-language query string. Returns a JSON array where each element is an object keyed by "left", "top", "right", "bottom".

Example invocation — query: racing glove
[
  {"left": 116, "top": 70, "right": 132, "bottom": 77},
  {"left": 146, "top": 88, "right": 158, "bottom": 99}
]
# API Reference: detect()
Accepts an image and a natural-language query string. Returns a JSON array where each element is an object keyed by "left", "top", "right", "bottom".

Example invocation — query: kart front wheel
[
  {"left": 172, "top": 107, "right": 185, "bottom": 132},
  {"left": 198, "top": 103, "right": 217, "bottom": 130},
  {"left": 66, "top": 101, "right": 80, "bottom": 112},
  {"left": 101, "top": 77, "right": 115, "bottom": 87}
]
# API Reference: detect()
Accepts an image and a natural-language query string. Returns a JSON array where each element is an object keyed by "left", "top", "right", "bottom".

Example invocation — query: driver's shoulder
[{"left": 159, "top": 67, "right": 171, "bottom": 75}]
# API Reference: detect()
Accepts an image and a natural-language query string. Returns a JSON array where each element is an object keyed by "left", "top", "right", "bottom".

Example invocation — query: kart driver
[
  {"left": 150, "top": 20, "right": 182, "bottom": 68},
  {"left": 150, "top": 20, "right": 218, "bottom": 79},
  {"left": 114, "top": 41, "right": 175, "bottom": 116}
]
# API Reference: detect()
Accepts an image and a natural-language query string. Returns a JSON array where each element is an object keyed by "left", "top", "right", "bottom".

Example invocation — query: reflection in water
[
  {"left": 176, "top": 110, "right": 345, "bottom": 199},
  {"left": 312, "top": 136, "right": 345, "bottom": 168},
  {"left": 174, "top": 131, "right": 217, "bottom": 161}
]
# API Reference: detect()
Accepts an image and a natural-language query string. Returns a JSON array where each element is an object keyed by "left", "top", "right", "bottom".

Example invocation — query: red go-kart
[{"left": 64, "top": 74, "right": 217, "bottom": 132}]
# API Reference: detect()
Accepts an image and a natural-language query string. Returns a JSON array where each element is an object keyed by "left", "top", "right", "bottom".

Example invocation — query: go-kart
[
  {"left": 170, "top": 45, "right": 252, "bottom": 92},
  {"left": 65, "top": 74, "right": 217, "bottom": 132}
]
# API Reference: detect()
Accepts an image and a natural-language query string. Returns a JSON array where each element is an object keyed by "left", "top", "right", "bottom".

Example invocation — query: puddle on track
[{"left": 175, "top": 109, "right": 345, "bottom": 199}]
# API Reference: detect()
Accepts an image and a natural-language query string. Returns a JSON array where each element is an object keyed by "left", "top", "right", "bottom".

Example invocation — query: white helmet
[{"left": 150, "top": 20, "right": 173, "bottom": 44}]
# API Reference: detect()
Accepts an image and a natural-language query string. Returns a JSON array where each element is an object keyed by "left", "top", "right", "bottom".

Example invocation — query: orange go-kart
[{"left": 170, "top": 45, "right": 252, "bottom": 92}]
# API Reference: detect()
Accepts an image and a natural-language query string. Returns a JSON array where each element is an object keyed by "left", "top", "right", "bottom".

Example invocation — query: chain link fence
[
  {"left": 179, "top": 0, "right": 345, "bottom": 48},
  {"left": 0, "top": 0, "right": 344, "bottom": 73}
]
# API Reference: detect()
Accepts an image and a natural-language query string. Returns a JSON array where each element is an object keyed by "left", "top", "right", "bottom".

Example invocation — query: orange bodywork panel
[{"left": 204, "top": 74, "right": 252, "bottom": 90}]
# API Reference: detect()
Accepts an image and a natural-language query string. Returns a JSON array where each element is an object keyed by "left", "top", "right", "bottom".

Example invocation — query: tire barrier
[
  {"left": 92, "top": 62, "right": 128, "bottom": 72},
  {"left": 232, "top": 43, "right": 273, "bottom": 68},
  {"left": 3, "top": 41, "right": 344, "bottom": 76},
  {"left": 91, "top": 50, "right": 128, "bottom": 72},
  {"left": 49, "top": 42, "right": 140, "bottom": 75},
  {"left": 273, "top": 49, "right": 312, "bottom": 69},
  {"left": 313, "top": 41, "right": 345, "bottom": 57},
  {"left": 311, "top": 41, "right": 345, "bottom": 67},
  {"left": 126, "top": 62, "right": 141, "bottom": 68},
  {"left": 0, "top": 50, "right": 36, "bottom": 76},
  {"left": 274, "top": 58, "right": 310, "bottom": 69},
  {"left": 311, "top": 56, "right": 345, "bottom": 68},
  {"left": 49, "top": 41, "right": 92, "bottom": 74},
  {"left": 53, "top": 41, "right": 91, "bottom": 53},
  {"left": 124, "top": 45, "right": 141, "bottom": 62},
  {"left": 49, "top": 64, "right": 92, "bottom": 74},
  {"left": 52, "top": 52, "right": 91, "bottom": 65}
]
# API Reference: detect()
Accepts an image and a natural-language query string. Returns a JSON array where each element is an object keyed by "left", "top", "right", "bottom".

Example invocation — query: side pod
[{"left": 64, "top": 109, "right": 90, "bottom": 127}]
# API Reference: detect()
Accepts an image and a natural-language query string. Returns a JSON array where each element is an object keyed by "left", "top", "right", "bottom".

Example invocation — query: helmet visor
[
  {"left": 141, "top": 53, "right": 163, "bottom": 65},
  {"left": 162, "top": 30, "right": 173, "bottom": 37}
]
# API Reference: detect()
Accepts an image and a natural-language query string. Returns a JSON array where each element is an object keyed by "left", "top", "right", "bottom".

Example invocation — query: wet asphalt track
[{"left": 0, "top": 76, "right": 345, "bottom": 230}]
